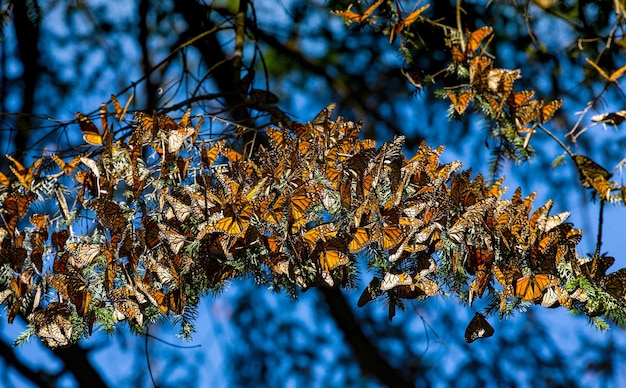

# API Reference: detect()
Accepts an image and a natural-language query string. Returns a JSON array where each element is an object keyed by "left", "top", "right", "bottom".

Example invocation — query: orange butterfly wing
[{"left": 76, "top": 112, "right": 103, "bottom": 146}]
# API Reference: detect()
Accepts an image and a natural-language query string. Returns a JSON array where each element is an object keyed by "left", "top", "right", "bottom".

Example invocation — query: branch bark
[{"left": 319, "top": 288, "right": 414, "bottom": 388}]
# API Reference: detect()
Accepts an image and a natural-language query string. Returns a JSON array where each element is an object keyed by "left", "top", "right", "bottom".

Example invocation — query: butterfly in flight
[{"left": 465, "top": 312, "right": 495, "bottom": 343}]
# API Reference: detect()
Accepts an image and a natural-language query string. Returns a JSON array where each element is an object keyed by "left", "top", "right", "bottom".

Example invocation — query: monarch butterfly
[
  {"left": 380, "top": 270, "right": 414, "bottom": 291},
  {"left": 2, "top": 191, "right": 37, "bottom": 220},
  {"left": 484, "top": 68, "right": 520, "bottom": 95},
  {"left": 540, "top": 285, "right": 570, "bottom": 308},
  {"left": 111, "top": 93, "right": 133, "bottom": 120},
  {"left": 166, "top": 126, "right": 194, "bottom": 154},
  {"left": 514, "top": 273, "right": 555, "bottom": 301},
  {"left": 572, "top": 154, "right": 612, "bottom": 189},
  {"left": 111, "top": 288, "right": 144, "bottom": 326},
  {"left": 90, "top": 200, "right": 127, "bottom": 235},
  {"left": 602, "top": 268, "right": 626, "bottom": 300},
  {"left": 67, "top": 267, "right": 92, "bottom": 316},
  {"left": 51, "top": 230, "right": 70, "bottom": 252},
  {"left": 466, "top": 26, "right": 493, "bottom": 53},
  {"left": 136, "top": 111, "right": 178, "bottom": 133},
  {"left": 540, "top": 99, "right": 563, "bottom": 123},
  {"left": 302, "top": 223, "right": 339, "bottom": 249},
  {"left": 507, "top": 90, "right": 535, "bottom": 107},
  {"left": 266, "top": 127, "right": 290, "bottom": 150},
  {"left": 448, "top": 89, "right": 475, "bottom": 115},
  {"left": 591, "top": 110, "right": 626, "bottom": 125},
  {"left": 468, "top": 56, "right": 493, "bottom": 85},
  {"left": 51, "top": 153, "right": 83, "bottom": 175},
  {"left": 259, "top": 194, "right": 285, "bottom": 224},
  {"left": 483, "top": 93, "right": 502, "bottom": 116},
  {"left": 332, "top": 0, "right": 384, "bottom": 23},
  {"left": 401, "top": 68, "right": 425, "bottom": 90},
  {"left": 164, "top": 193, "right": 192, "bottom": 223},
  {"left": 389, "top": 4, "right": 430, "bottom": 44},
  {"left": 134, "top": 275, "right": 168, "bottom": 314},
  {"left": 512, "top": 99, "right": 542, "bottom": 129},
  {"left": 67, "top": 243, "right": 102, "bottom": 268},
  {"left": 290, "top": 193, "right": 314, "bottom": 226},
  {"left": 465, "top": 312, "right": 494, "bottom": 343},
  {"left": 309, "top": 103, "right": 336, "bottom": 138},
  {"left": 580, "top": 255, "right": 615, "bottom": 283},
  {"left": 349, "top": 227, "right": 376, "bottom": 253},
  {"left": 585, "top": 57, "right": 626, "bottom": 82},
  {"left": 358, "top": 276, "right": 383, "bottom": 307},
  {"left": 29, "top": 302, "right": 73, "bottom": 348},
  {"left": 6, "top": 154, "right": 43, "bottom": 190},
  {"left": 380, "top": 225, "right": 404, "bottom": 250},
  {"left": 213, "top": 206, "right": 252, "bottom": 236},
  {"left": 318, "top": 248, "right": 349, "bottom": 274},
  {"left": 1, "top": 240, "right": 27, "bottom": 270},
  {"left": 415, "top": 277, "right": 440, "bottom": 296},
  {"left": 469, "top": 270, "right": 491, "bottom": 306},
  {"left": 466, "top": 247, "right": 494, "bottom": 275},
  {"left": 76, "top": 112, "right": 104, "bottom": 146}
]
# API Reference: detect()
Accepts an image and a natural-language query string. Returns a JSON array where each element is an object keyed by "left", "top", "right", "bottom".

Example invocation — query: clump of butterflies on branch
[
  {"left": 1, "top": 1, "right": 626, "bottom": 348},
  {"left": 0, "top": 95, "right": 625, "bottom": 348}
]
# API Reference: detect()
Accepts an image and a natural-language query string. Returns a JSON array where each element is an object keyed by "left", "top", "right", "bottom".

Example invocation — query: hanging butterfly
[
  {"left": 540, "top": 99, "right": 563, "bottom": 123},
  {"left": 28, "top": 302, "right": 74, "bottom": 348},
  {"left": 76, "top": 112, "right": 104, "bottom": 146},
  {"left": 401, "top": 68, "right": 425, "bottom": 91},
  {"left": 572, "top": 154, "right": 612, "bottom": 190},
  {"left": 111, "top": 93, "right": 133, "bottom": 120},
  {"left": 513, "top": 273, "right": 556, "bottom": 301},
  {"left": 67, "top": 243, "right": 102, "bottom": 268},
  {"left": 466, "top": 26, "right": 493, "bottom": 53},
  {"left": 580, "top": 254, "right": 615, "bottom": 283},
  {"left": 51, "top": 153, "right": 83, "bottom": 175},
  {"left": 602, "top": 268, "right": 626, "bottom": 300},
  {"left": 465, "top": 312, "right": 495, "bottom": 343},
  {"left": 507, "top": 90, "right": 535, "bottom": 107},
  {"left": 448, "top": 89, "right": 475, "bottom": 115},
  {"left": 357, "top": 276, "right": 383, "bottom": 307},
  {"left": 6, "top": 153, "right": 44, "bottom": 190}
]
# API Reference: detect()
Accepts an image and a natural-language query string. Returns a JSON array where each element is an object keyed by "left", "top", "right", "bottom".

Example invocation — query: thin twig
[{"left": 594, "top": 199, "right": 605, "bottom": 258}]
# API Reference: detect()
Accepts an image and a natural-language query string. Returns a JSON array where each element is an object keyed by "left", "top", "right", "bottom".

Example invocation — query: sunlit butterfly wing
[
  {"left": 76, "top": 112, "right": 103, "bottom": 146},
  {"left": 540, "top": 99, "right": 563, "bottom": 123},
  {"left": 507, "top": 90, "right": 535, "bottom": 107},
  {"left": 514, "top": 274, "right": 554, "bottom": 301},
  {"left": 466, "top": 26, "right": 493, "bottom": 53},
  {"left": 448, "top": 89, "right": 475, "bottom": 114},
  {"left": 6, "top": 154, "right": 43, "bottom": 190}
]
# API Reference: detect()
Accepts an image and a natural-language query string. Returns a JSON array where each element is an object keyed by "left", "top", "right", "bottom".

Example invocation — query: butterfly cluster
[
  {"left": 445, "top": 27, "right": 563, "bottom": 156},
  {"left": 0, "top": 97, "right": 625, "bottom": 347}
]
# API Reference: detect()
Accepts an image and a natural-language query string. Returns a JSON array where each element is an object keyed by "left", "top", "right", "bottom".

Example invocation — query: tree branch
[{"left": 319, "top": 288, "right": 414, "bottom": 388}]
